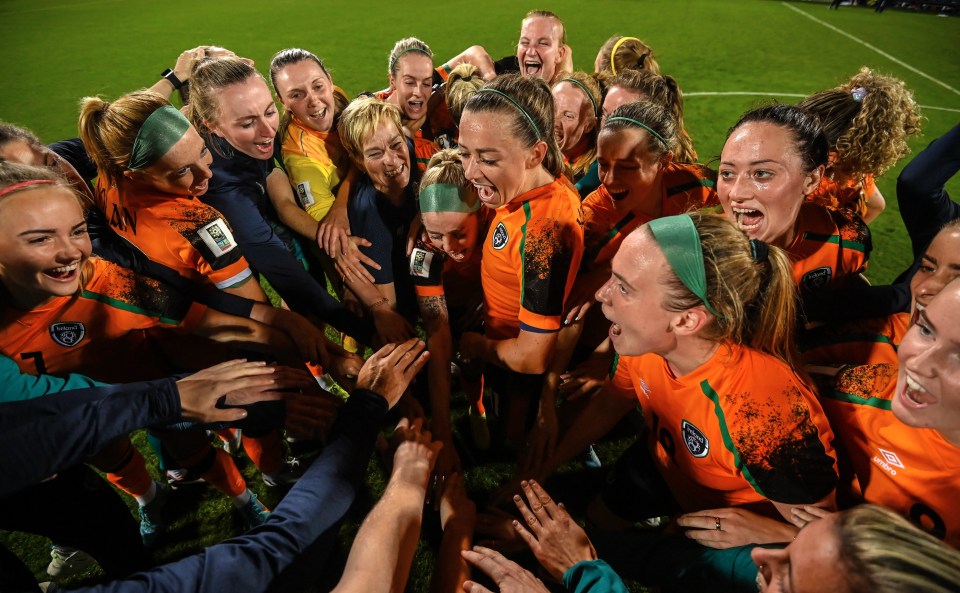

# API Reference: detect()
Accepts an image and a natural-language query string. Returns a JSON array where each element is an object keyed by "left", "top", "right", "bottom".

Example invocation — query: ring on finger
[{"left": 715, "top": 517, "right": 722, "bottom": 531}]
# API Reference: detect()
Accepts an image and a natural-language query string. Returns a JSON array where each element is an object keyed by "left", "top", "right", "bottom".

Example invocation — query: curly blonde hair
[{"left": 800, "top": 67, "right": 922, "bottom": 179}]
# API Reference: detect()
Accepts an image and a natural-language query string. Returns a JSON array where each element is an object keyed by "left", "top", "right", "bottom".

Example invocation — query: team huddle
[{"left": 2, "top": 8, "right": 960, "bottom": 593}]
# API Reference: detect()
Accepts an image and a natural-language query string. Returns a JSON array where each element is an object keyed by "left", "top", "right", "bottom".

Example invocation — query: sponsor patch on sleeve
[
  {"left": 409, "top": 247, "right": 435, "bottom": 279},
  {"left": 198, "top": 218, "right": 237, "bottom": 258},
  {"left": 296, "top": 181, "right": 315, "bottom": 208}
]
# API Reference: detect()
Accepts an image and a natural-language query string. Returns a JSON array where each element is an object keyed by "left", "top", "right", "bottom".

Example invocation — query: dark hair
[
  {"left": 269, "top": 48, "right": 332, "bottom": 139},
  {"left": 601, "top": 69, "right": 697, "bottom": 163},
  {"left": 602, "top": 100, "right": 676, "bottom": 160},
  {"left": 463, "top": 74, "right": 564, "bottom": 178},
  {"left": 0, "top": 122, "right": 44, "bottom": 154},
  {"left": 728, "top": 104, "right": 828, "bottom": 173}
]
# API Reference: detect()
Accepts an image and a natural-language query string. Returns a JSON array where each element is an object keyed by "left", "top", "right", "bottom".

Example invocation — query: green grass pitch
[{"left": 1, "top": 0, "right": 958, "bottom": 589}]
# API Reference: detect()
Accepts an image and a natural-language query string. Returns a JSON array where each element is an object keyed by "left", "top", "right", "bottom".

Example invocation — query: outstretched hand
[
  {"left": 511, "top": 480, "right": 597, "bottom": 581},
  {"left": 176, "top": 360, "right": 311, "bottom": 423},
  {"left": 356, "top": 338, "right": 430, "bottom": 407},
  {"left": 461, "top": 546, "right": 550, "bottom": 593}
]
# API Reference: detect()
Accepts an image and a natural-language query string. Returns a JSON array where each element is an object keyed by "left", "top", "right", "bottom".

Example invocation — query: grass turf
[{"left": 1, "top": 0, "right": 958, "bottom": 590}]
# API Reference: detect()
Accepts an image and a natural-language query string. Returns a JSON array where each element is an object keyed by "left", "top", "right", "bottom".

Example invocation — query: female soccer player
[
  {"left": 718, "top": 104, "right": 870, "bottom": 296},
  {"left": 456, "top": 73, "right": 584, "bottom": 447},
  {"left": 185, "top": 54, "right": 373, "bottom": 348},
  {"left": 551, "top": 72, "right": 601, "bottom": 192},
  {"left": 800, "top": 67, "right": 922, "bottom": 223},
  {"left": 0, "top": 165, "right": 312, "bottom": 540},
  {"left": 408, "top": 149, "right": 493, "bottom": 470},
  {"left": 542, "top": 213, "right": 837, "bottom": 543},
  {"left": 599, "top": 69, "right": 698, "bottom": 164}
]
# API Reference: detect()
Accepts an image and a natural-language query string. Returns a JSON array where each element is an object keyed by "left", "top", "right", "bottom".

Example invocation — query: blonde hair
[
  {"left": 186, "top": 56, "right": 263, "bottom": 152},
  {"left": 522, "top": 10, "right": 566, "bottom": 46},
  {"left": 839, "top": 505, "right": 960, "bottom": 593},
  {"left": 337, "top": 97, "right": 404, "bottom": 169},
  {"left": 603, "top": 69, "right": 697, "bottom": 163},
  {"left": 78, "top": 90, "right": 171, "bottom": 188},
  {"left": 595, "top": 35, "right": 660, "bottom": 76},
  {"left": 422, "top": 148, "right": 473, "bottom": 200},
  {"left": 463, "top": 74, "right": 564, "bottom": 178},
  {"left": 445, "top": 63, "right": 484, "bottom": 125},
  {"left": 799, "top": 67, "right": 922, "bottom": 179},
  {"left": 655, "top": 212, "right": 798, "bottom": 368},
  {"left": 388, "top": 37, "right": 433, "bottom": 77},
  {"left": 0, "top": 163, "right": 91, "bottom": 301}
]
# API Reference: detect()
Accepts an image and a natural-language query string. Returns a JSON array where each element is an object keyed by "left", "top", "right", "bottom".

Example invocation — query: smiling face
[
  {"left": 458, "top": 109, "right": 545, "bottom": 209},
  {"left": 597, "top": 127, "right": 667, "bottom": 211},
  {"left": 910, "top": 226, "right": 960, "bottom": 314},
  {"left": 596, "top": 229, "right": 678, "bottom": 357},
  {"left": 208, "top": 76, "right": 279, "bottom": 160},
  {"left": 516, "top": 15, "right": 565, "bottom": 82},
  {"left": 892, "top": 281, "right": 960, "bottom": 444},
  {"left": 389, "top": 53, "right": 434, "bottom": 122},
  {"left": 0, "top": 186, "right": 91, "bottom": 309},
  {"left": 361, "top": 118, "right": 411, "bottom": 196},
  {"left": 752, "top": 512, "right": 849, "bottom": 593},
  {"left": 274, "top": 59, "right": 335, "bottom": 133},
  {"left": 421, "top": 209, "right": 481, "bottom": 262},
  {"left": 601, "top": 85, "right": 644, "bottom": 122},
  {"left": 552, "top": 80, "right": 595, "bottom": 154},
  {"left": 126, "top": 126, "right": 213, "bottom": 196},
  {"left": 718, "top": 122, "right": 821, "bottom": 248}
]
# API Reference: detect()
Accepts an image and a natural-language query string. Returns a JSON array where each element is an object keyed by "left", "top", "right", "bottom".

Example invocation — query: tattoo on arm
[{"left": 418, "top": 295, "right": 449, "bottom": 324}]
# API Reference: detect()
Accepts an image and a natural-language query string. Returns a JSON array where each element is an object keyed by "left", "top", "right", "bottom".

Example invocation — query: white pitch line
[
  {"left": 781, "top": 2, "right": 960, "bottom": 97},
  {"left": 685, "top": 92, "right": 807, "bottom": 97},
  {"left": 684, "top": 91, "right": 960, "bottom": 113}
]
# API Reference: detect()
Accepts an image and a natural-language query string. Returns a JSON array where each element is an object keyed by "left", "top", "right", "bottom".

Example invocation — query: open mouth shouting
[
  {"left": 732, "top": 206, "right": 763, "bottom": 234},
  {"left": 252, "top": 138, "right": 274, "bottom": 156},
  {"left": 406, "top": 99, "right": 425, "bottom": 118},
  {"left": 473, "top": 183, "right": 500, "bottom": 206},
  {"left": 523, "top": 57, "right": 543, "bottom": 77},
  {"left": 899, "top": 373, "right": 935, "bottom": 409}
]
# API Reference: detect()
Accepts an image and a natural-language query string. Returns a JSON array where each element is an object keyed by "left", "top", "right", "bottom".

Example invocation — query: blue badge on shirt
[
  {"left": 681, "top": 420, "right": 709, "bottom": 458},
  {"left": 492, "top": 222, "right": 508, "bottom": 250},
  {"left": 50, "top": 322, "right": 85, "bottom": 348}
]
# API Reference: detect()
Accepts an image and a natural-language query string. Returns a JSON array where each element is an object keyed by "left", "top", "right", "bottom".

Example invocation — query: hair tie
[
  {"left": 477, "top": 88, "right": 541, "bottom": 140},
  {"left": 636, "top": 53, "right": 647, "bottom": 69},
  {"left": 0, "top": 179, "right": 61, "bottom": 198},
  {"left": 560, "top": 77, "right": 599, "bottom": 117},
  {"left": 749, "top": 239, "right": 769, "bottom": 263},
  {"left": 609, "top": 36, "right": 642, "bottom": 75},
  {"left": 605, "top": 116, "right": 667, "bottom": 147},
  {"left": 419, "top": 183, "right": 478, "bottom": 214},
  {"left": 128, "top": 105, "right": 191, "bottom": 171},
  {"left": 851, "top": 87, "right": 867, "bottom": 103},
  {"left": 389, "top": 47, "right": 431, "bottom": 74},
  {"left": 647, "top": 215, "right": 723, "bottom": 319}
]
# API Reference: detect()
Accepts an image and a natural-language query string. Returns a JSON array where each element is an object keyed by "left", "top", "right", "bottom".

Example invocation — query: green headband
[
  {"left": 605, "top": 116, "right": 667, "bottom": 147},
  {"left": 647, "top": 215, "right": 723, "bottom": 319},
  {"left": 127, "top": 105, "right": 191, "bottom": 171},
  {"left": 419, "top": 183, "right": 478, "bottom": 214},
  {"left": 477, "top": 88, "right": 541, "bottom": 140},
  {"left": 560, "top": 77, "right": 598, "bottom": 116},
  {"left": 389, "top": 47, "right": 431, "bottom": 74}
]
